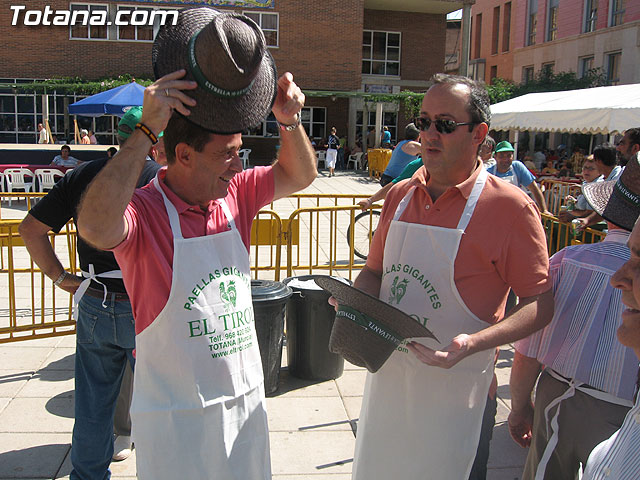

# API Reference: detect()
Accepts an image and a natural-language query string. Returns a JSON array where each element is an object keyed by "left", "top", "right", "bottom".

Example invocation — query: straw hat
[
  {"left": 314, "top": 276, "right": 439, "bottom": 373},
  {"left": 583, "top": 152, "right": 640, "bottom": 231},
  {"left": 152, "top": 7, "right": 277, "bottom": 134}
]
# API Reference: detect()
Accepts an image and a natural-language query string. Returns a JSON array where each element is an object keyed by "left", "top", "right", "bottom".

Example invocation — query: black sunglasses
[{"left": 415, "top": 117, "right": 477, "bottom": 134}]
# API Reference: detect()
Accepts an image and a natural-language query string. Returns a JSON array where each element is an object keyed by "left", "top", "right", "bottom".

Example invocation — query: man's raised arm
[
  {"left": 77, "top": 71, "right": 196, "bottom": 249},
  {"left": 271, "top": 73, "right": 317, "bottom": 200}
]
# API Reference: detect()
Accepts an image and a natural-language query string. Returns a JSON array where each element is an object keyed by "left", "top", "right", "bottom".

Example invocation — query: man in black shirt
[{"left": 19, "top": 108, "right": 161, "bottom": 479}]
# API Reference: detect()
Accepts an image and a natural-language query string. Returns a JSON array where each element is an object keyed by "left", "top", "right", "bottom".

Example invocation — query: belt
[{"left": 84, "top": 287, "right": 129, "bottom": 301}]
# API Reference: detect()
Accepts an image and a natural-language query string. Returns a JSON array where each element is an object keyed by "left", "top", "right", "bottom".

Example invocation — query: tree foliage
[{"left": 486, "top": 68, "right": 607, "bottom": 104}]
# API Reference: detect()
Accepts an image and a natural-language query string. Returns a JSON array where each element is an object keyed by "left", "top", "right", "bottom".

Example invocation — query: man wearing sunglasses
[
  {"left": 486, "top": 141, "right": 549, "bottom": 215},
  {"left": 350, "top": 74, "right": 552, "bottom": 480}
]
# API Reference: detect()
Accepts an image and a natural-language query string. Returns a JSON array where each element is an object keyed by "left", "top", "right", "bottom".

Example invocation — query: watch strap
[{"left": 278, "top": 112, "right": 301, "bottom": 132}]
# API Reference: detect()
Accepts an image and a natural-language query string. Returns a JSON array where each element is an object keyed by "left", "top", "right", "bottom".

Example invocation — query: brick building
[
  {"left": 0, "top": 0, "right": 462, "bottom": 162},
  {"left": 469, "top": 0, "right": 640, "bottom": 86}
]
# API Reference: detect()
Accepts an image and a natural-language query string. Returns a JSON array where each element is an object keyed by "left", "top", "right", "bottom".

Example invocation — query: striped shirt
[
  {"left": 583, "top": 394, "right": 640, "bottom": 479},
  {"left": 516, "top": 229, "right": 638, "bottom": 401}
]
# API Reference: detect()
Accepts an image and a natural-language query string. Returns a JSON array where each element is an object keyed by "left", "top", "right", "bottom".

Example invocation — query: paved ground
[{"left": 0, "top": 169, "right": 528, "bottom": 479}]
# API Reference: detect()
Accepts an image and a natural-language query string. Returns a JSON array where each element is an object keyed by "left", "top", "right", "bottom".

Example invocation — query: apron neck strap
[
  {"left": 457, "top": 167, "right": 488, "bottom": 232},
  {"left": 153, "top": 175, "right": 237, "bottom": 239}
]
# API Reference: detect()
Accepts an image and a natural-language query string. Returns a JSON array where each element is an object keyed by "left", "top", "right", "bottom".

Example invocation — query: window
[
  {"left": 502, "top": 2, "right": 511, "bottom": 52},
  {"left": 609, "top": 0, "right": 625, "bottom": 26},
  {"left": 474, "top": 14, "right": 482, "bottom": 58},
  {"left": 356, "top": 111, "right": 398, "bottom": 143},
  {"left": 579, "top": 56, "right": 594, "bottom": 77},
  {"left": 546, "top": 0, "right": 559, "bottom": 41},
  {"left": 245, "top": 107, "right": 325, "bottom": 138},
  {"left": 583, "top": 0, "right": 597, "bottom": 32},
  {"left": 469, "top": 59, "right": 486, "bottom": 82},
  {"left": 606, "top": 52, "right": 621, "bottom": 85},
  {"left": 541, "top": 62, "right": 554, "bottom": 76},
  {"left": 527, "top": 0, "right": 537, "bottom": 46},
  {"left": 491, "top": 7, "right": 500, "bottom": 55},
  {"left": 490, "top": 65, "right": 498, "bottom": 84},
  {"left": 70, "top": 3, "right": 109, "bottom": 40},
  {"left": 243, "top": 11, "right": 278, "bottom": 47},
  {"left": 362, "top": 30, "right": 400, "bottom": 76},
  {"left": 117, "top": 6, "right": 175, "bottom": 42},
  {"left": 300, "top": 107, "right": 325, "bottom": 139},
  {"left": 522, "top": 66, "right": 534, "bottom": 83}
]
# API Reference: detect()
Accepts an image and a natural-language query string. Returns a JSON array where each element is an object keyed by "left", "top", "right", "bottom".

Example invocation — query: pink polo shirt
[
  {"left": 367, "top": 161, "right": 551, "bottom": 325},
  {"left": 112, "top": 166, "right": 274, "bottom": 334}
]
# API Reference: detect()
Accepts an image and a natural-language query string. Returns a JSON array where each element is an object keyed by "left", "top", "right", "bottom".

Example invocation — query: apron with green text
[
  {"left": 353, "top": 168, "right": 495, "bottom": 480},
  {"left": 130, "top": 177, "right": 270, "bottom": 479}
]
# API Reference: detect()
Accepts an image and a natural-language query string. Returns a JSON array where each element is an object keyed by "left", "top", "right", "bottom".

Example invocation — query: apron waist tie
[
  {"left": 534, "top": 368, "right": 633, "bottom": 480},
  {"left": 73, "top": 264, "right": 123, "bottom": 318}
]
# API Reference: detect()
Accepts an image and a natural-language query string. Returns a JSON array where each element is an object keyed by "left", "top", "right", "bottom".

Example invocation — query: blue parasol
[{"left": 68, "top": 82, "right": 145, "bottom": 117}]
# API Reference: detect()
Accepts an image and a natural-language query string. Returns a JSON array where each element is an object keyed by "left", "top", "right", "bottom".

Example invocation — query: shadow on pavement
[{"left": 0, "top": 443, "right": 70, "bottom": 479}]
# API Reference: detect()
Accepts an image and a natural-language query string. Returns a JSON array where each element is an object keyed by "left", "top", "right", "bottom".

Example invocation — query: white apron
[
  {"left": 353, "top": 168, "right": 495, "bottom": 480},
  {"left": 130, "top": 178, "right": 270, "bottom": 480}
]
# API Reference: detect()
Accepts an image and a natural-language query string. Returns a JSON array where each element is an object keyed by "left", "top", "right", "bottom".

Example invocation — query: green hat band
[{"left": 336, "top": 304, "right": 404, "bottom": 346}]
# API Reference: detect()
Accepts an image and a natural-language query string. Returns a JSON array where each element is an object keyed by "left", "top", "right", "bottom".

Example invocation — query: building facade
[
  {"left": 0, "top": 0, "right": 462, "bottom": 162},
  {"left": 469, "top": 0, "right": 639, "bottom": 86}
]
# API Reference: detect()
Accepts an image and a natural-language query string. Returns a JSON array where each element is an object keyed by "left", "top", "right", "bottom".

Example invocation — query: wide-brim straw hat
[
  {"left": 152, "top": 7, "right": 277, "bottom": 134},
  {"left": 583, "top": 152, "right": 640, "bottom": 231},
  {"left": 315, "top": 276, "right": 439, "bottom": 373}
]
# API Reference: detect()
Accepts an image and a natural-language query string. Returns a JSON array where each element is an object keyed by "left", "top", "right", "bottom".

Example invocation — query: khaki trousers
[{"left": 522, "top": 369, "right": 630, "bottom": 480}]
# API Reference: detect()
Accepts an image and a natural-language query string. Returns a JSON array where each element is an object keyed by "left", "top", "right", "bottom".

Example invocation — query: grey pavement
[{"left": 0, "top": 168, "right": 527, "bottom": 479}]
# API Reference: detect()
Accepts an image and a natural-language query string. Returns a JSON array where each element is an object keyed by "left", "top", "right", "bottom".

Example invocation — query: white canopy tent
[{"left": 490, "top": 83, "right": 640, "bottom": 135}]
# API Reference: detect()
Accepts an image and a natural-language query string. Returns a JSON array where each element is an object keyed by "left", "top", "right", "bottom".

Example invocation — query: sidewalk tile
[
  {"left": 0, "top": 397, "right": 74, "bottom": 433},
  {"left": 270, "top": 431, "right": 355, "bottom": 476},
  {"left": 267, "top": 397, "right": 351, "bottom": 432},
  {"left": 0, "top": 432, "right": 70, "bottom": 479}
]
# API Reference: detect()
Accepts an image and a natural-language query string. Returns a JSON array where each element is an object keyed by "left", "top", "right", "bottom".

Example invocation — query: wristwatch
[{"left": 278, "top": 112, "right": 301, "bottom": 132}]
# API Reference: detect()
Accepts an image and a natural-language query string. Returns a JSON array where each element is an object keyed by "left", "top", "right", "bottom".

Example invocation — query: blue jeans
[{"left": 70, "top": 294, "right": 136, "bottom": 480}]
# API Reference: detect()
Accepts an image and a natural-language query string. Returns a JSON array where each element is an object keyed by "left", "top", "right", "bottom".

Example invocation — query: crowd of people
[{"left": 13, "top": 6, "right": 640, "bottom": 480}]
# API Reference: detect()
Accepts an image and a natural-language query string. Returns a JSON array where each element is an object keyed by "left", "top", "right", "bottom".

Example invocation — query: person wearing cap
[
  {"left": 378, "top": 123, "right": 421, "bottom": 187},
  {"left": 507, "top": 155, "right": 640, "bottom": 480},
  {"left": 579, "top": 152, "right": 640, "bottom": 480},
  {"left": 487, "top": 140, "right": 549, "bottom": 214},
  {"left": 50, "top": 145, "right": 80, "bottom": 167},
  {"left": 346, "top": 74, "right": 552, "bottom": 480},
  {"left": 77, "top": 7, "right": 316, "bottom": 480},
  {"left": 80, "top": 129, "right": 91, "bottom": 145},
  {"left": 19, "top": 107, "right": 161, "bottom": 479}
]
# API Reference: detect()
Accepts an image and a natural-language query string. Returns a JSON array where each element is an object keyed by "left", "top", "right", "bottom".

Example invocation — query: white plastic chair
[
  {"left": 316, "top": 150, "right": 326, "bottom": 169},
  {"left": 4, "top": 168, "right": 34, "bottom": 206},
  {"left": 34, "top": 168, "right": 64, "bottom": 193},
  {"left": 347, "top": 152, "right": 364, "bottom": 170},
  {"left": 238, "top": 148, "right": 251, "bottom": 169}
]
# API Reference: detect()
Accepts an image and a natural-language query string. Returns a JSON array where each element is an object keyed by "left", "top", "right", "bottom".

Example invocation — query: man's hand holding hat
[
  {"left": 273, "top": 72, "right": 304, "bottom": 126},
  {"left": 141, "top": 70, "right": 198, "bottom": 140}
]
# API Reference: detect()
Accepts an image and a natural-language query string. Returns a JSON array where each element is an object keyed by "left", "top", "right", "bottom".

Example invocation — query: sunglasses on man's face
[{"left": 415, "top": 117, "right": 477, "bottom": 134}]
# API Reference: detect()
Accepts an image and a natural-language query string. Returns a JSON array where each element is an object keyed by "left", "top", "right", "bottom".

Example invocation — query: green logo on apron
[
  {"left": 388, "top": 276, "right": 409, "bottom": 305},
  {"left": 219, "top": 280, "right": 237, "bottom": 310}
]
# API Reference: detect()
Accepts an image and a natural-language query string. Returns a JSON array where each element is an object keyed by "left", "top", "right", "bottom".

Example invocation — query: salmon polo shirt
[
  {"left": 367, "top": 161, "right": 551, "bottom": 324},
  {"left": 112, "top": 166, "right": 274, "bottom": 335}
]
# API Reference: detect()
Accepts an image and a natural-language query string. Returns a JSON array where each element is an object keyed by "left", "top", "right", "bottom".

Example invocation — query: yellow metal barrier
[
  {"left": 541, "top": 212, "right": 607, "bottom": 256},
  {"left": 0, "top": 219, "right": 77, "bottom": 343},
  {"left": 540, "top": 179, "right": 583, "bottom": 216}
]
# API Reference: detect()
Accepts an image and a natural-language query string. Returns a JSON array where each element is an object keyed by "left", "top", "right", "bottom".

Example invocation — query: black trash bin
[
  {"left": 251, "top": 279, "right": 292, "bottom": 395},
  {"left": 283, "top": 275, "right": 348, "bottom": 381}
]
